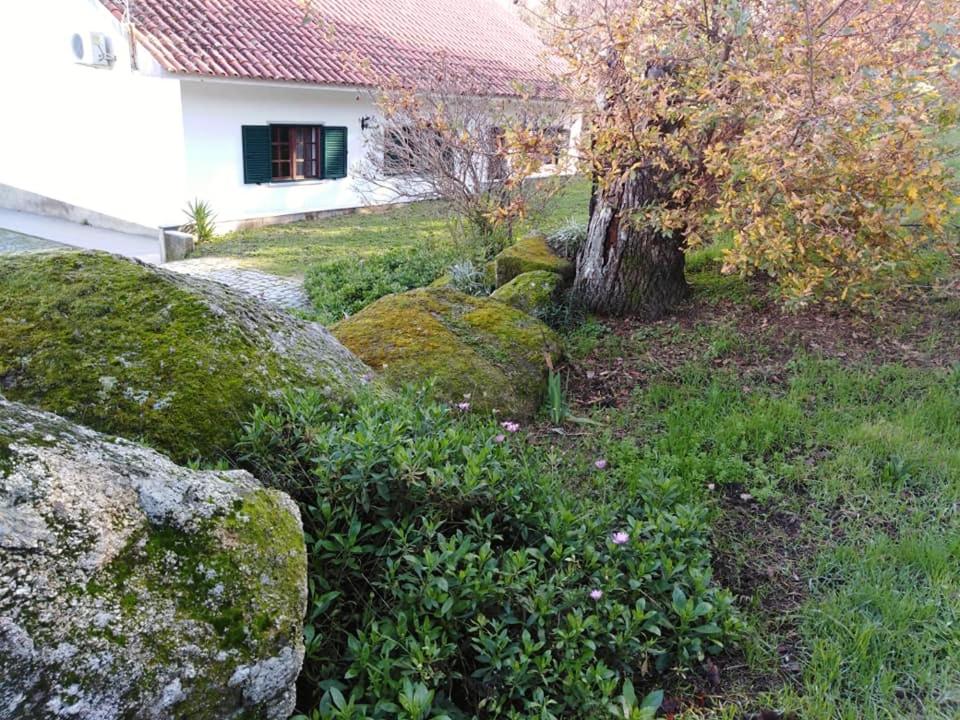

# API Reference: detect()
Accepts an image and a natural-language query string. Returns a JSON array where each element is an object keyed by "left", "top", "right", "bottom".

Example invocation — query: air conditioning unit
[{"left": 71, "top": 32, "right": 115, "bottom": 67}]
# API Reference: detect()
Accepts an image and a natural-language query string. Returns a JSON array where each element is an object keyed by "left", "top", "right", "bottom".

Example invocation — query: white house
[{"left": 0, "top": 0, "right": 556, "bottom": 236}]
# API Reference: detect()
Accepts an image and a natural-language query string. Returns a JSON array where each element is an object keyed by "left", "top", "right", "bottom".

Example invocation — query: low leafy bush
[
  {"left": 448, "top": 260, "right": 492, "bottom": 297},
  {"left": 546, "top": 217, "right": 589, "bottom": 260},
  {"left": 238, "top": 388, "right": 742, "bottom": 720},
  {"left": 305, "top": 243, "right": 456, "bottom": 324}
]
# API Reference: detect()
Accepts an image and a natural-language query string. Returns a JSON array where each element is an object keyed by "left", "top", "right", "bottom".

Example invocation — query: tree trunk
[{"left": 574, "top": 172, "right": 688, "bottom": 318}]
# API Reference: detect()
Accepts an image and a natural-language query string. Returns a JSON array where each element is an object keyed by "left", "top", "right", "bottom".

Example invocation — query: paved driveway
[
  {"left": 0, "top": 211, "right": 311, "bottom": 313},
  {"left": 0, "top": 209, "right": 161, "bottom": 264},
  {"left": 163, "top": 257, "right": 313, "bottom": 312}
]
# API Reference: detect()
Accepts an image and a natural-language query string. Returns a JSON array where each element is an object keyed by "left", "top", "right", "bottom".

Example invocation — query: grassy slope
[
  {"left": 195, "top": 178, "right": 592, "bottom": 276},
  {"left": 554, "top": 252, "right": 960, "bottom": 719}
]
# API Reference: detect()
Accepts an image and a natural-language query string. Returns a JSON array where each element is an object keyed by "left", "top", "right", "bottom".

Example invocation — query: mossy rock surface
[
  {"left": 494, "top": 235, "right": 574, "bottom": 288},
  {"left": 0, "top": 397, "right": 307, "bottom": 720},
  {"left": 0, "top": 251, "right": 371, "bottom": 462},
  {"left": 491, "top": 270, "right": 565, "bottom": 316},
  {"left": 332, "top": 287, "right": 561, "bottom": 418}
]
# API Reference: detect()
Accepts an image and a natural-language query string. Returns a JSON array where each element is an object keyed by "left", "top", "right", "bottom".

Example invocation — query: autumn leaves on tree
[
  {"left": 364, "top": 1, "right": 958, "bottom": 317},
  {"left": 539, "top": 0, "right": 959, "bottom": 315}
]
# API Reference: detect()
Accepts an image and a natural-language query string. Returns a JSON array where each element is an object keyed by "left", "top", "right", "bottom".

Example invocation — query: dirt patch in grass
[{"left": 567, "top": 281, "right": 960, "bottom": 413}]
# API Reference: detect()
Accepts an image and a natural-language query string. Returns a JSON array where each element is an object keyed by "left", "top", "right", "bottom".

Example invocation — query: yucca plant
[{"left": 182, "top": 199, "right": 217, "bottom": 244}]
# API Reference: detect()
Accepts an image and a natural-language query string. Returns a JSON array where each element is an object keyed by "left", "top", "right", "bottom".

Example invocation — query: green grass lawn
[
  {"left": 554, "top": 257, "right": 960, "bottom": 718},
  {"left": 194, "top": 163, "right": 960, "bottom": 717},
  {"left": 194, "top": 177, "right": 591, "bottom": 276}
]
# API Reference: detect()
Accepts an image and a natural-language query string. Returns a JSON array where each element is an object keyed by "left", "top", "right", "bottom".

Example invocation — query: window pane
[
  {"left": 272, "top": 161, "right": 290, "bottom": 179},
  {"left": 304, "top": 141, "right": 315, "bottom": 177}
]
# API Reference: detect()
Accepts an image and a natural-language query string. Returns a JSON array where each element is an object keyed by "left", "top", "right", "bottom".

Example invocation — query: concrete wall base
[
  {"left": 160, "top": 229, "right": 196, "bottom": 262},
  {"left": 0, "top": 183, "right": 158, "bottom": 239},
  {"left": 214, "top": 200, "right": 421, "bottom": 234}
]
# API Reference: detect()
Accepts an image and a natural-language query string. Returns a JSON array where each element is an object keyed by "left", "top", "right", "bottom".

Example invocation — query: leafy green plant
[
  {"left": 239, "top": 387, "right": 742, "bottom": 719},
  {"left": 546, "top": 369, "right": 570, "bottom": 424},
  {"left": 181, "top": 199, "right": 217, "bottom": 244},
  {"left": 608, "top": 681, "right": 663, "bottom": 720},
  {"left": 546, "top": 217, "right": 588, "bottom": 260},
  {"left": 544, "top": 368, "right": 601, "bottom": 427},
  {"left": 447, "top": 259, "right": 491, "bottom": 296},
  {"left": 304, "top": 242, "right": 456, "bottom": 323}
]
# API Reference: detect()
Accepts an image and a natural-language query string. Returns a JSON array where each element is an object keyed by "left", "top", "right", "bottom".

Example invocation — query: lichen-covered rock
[
  {"left": 332, "top": 287, "right": 562, "bottom": 418},
  {"left": 494, "top": 235, "right": 574, "bottom": 288},
  {"left": 0, "top": 397, "right": 307, "bottom": 720},
  {"left": 0, "top": 251, "right": 371, "bottom": 462},
  {"left": 491, "top": 271, "right": 565, "bottom": 316}
]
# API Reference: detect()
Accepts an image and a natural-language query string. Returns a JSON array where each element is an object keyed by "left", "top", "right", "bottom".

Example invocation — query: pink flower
[
  {"left": 501, "top": 421, "right": 520, "bottom": 433},
  {"left": 457, "top": 402, "right": 471, "bottom": 411},
  {"left": 589, "top": 589, "right": 604, "bottom": 601},
  {"left": 611, "top": 531, "right": 629, "bottom": 545},
  {"left": 594, "top": 459, "right": 608, "bottom": 470},
  {"left": 493, "top": 434, "right": 506, "bottom": 443}
]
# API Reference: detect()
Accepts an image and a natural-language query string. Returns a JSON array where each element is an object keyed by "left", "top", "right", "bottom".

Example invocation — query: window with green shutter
[
  {"left": 242, "top": 124, "right": 348, "bottom": 183},
  {"left": 322, "top": 126, "right": 348, "bottom": 179},
  {"left": 241, "top": 126, "right": 272, "bottom": 184}
]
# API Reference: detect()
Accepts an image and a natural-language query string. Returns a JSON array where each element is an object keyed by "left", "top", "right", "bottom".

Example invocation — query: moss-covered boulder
[
  {"left": 0, "top": 251, "right": 371, "bottom": 462},
  {"left": 494, "top": 235, "right": 574, "bottom": 288},
  {"left": 332, "top": 287, "right": 561, "bottom": 418},
  {"left": 0, "top": 396, "right": 307, "bottom": 719},
  {"left": 491, "top": 270, "right": 565, "bottom": 316}
]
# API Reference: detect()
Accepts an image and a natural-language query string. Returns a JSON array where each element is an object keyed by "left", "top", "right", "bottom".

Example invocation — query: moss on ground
[
  {"left": 494, "top": 235, "right": 574, "bottom": 288},
  {"left": 491, "top": 270, "right": 565, "bottom": 316},
  {"left": 0, "top": 251, "right": 366, "bottom": 462},
  {"left": 332, "top": 287, "right": 562, "bottom": 418}
]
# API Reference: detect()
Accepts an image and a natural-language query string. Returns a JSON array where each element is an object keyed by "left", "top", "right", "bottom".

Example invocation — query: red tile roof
[{"left": 102, "top": 0, "right": 556, "bottom": 96}]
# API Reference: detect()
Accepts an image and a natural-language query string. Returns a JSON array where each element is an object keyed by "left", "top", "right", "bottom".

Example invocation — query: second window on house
[
  {"left": 271, "top": 125, "right": 320, "bottom": 181},
  {"left": 242, "top": 124, "right": 348, "bottom": 184}
]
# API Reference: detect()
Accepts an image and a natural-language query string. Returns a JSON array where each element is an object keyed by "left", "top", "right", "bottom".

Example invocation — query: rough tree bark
[{"left": 574, "top": 172, "right": 689, "bottom": 318}]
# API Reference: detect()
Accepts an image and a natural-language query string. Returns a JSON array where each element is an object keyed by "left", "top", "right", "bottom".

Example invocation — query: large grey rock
[
  {"left": 0, "top": 397, "right": 308, "bottom": 720},
  {"left": 0, "top": 251, "right": 373, "bottom": 463}
]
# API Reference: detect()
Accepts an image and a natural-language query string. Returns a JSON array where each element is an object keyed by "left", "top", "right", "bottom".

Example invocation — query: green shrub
[
  {"left": 546, "top": 218, "right": 588, "bottom": 260},
  {"left": 237, "top": 388, "right": 742, "bottom": 720},
  {"left": 448, "top": 260, "right": 493, "bottom": 296},
  {"left": 305, "top": 243, "right": 456, "bottom": 324}
]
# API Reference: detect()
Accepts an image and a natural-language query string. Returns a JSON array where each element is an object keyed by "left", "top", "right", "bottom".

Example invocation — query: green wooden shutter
[
  {"left": 242, "top": 126, "right": 271, "bottom": 184},
  {"left": 322, "top": 126, "right": 348, "bottom": 179}
]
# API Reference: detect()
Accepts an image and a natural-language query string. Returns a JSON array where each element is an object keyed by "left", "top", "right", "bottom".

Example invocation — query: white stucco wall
[
  {"left": 0, "top": 0, "right": 186, "bottom": 229},
  {"left": 180, "top": 80, "right": 398, "bottom": 229}
]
